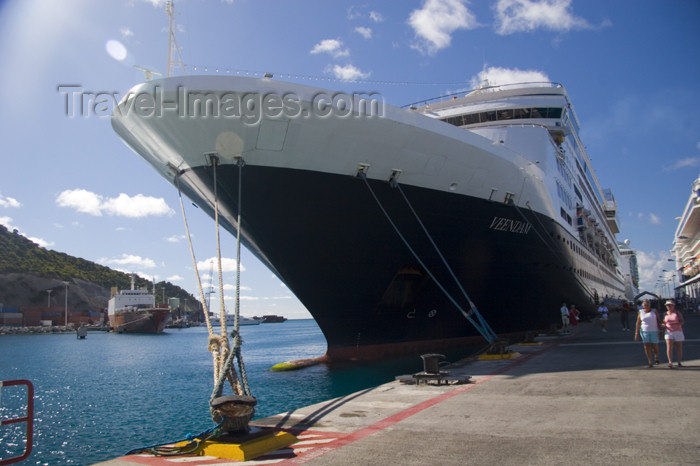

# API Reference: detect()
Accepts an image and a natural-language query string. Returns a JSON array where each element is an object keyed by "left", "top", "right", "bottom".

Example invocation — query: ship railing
[
  {"left": 0, "top": 379, "right": 34, "bottom": 465},
  {"left": 402, "top": 81, "right": 563, "bottom": 110}
]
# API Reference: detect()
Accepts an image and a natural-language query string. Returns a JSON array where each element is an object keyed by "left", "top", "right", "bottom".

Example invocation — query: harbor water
[{"left": 0, "top": 319, "right": 479, "bottom": 465}]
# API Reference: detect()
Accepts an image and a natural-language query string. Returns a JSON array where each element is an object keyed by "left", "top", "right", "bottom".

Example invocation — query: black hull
[{"left": 178, "top": 164, "right": 601, "bottom": 361}]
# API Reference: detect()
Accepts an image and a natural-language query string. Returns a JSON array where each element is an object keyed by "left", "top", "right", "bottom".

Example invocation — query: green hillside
[{"left": 0, "top": 224, "right": 201, "bottom": 314}]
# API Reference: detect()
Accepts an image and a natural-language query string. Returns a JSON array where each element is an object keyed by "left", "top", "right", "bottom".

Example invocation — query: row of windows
[
  {"left": 440, "top": 107, "right": 564, "bottom": 127},
  {"left": 560, "top": 207, "right": 572, "bottom": 226},
  {"left": 556, "top": 231, "right": 624, "bottom": 295},
  {"left": 557, "top": 182, "right": 574, "bottom": 211},
  {"left": 575, "top": 267, "right": 621, "bottom": 292},
  {"left": 556, "top": 160, "right": 572, "bottom": 188},
  {"left": 557, "top": 232, "right": 596, "bottom": 268}
]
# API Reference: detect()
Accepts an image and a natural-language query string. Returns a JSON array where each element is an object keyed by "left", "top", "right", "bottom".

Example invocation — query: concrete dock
[{"left": 97, "top": 312, "right": 699, "bottom": 465}]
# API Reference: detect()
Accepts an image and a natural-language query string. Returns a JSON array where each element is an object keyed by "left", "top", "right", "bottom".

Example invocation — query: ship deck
[{"left": 97, "top": 310, "right": 700, "bottom": 465}]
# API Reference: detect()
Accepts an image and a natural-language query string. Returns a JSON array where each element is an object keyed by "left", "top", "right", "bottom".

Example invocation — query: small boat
[
  {"left": 257, "top": 315, "right": 287, "bottom": 323},
  {"left": 214, "top": 314, "right": 261, "bottom": 326}
]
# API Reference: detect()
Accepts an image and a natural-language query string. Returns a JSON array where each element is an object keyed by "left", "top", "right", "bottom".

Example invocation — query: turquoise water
[{"left": 0, "top": 319, "right": 478, "bottom": 465}]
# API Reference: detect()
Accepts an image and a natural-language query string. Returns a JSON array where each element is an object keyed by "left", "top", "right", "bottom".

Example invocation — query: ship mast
[{"left": 165, "top": 1, "right": 186, "bottom": 77}]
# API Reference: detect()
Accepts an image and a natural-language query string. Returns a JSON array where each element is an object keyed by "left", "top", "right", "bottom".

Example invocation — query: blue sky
[{"left": 1, "top": 0, "right": 698, "bottom": 317}]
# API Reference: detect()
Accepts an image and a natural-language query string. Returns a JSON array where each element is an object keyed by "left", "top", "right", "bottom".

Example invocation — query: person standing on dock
[
  {"left": 635, "top": 299, "right": 662, "bottom": 367},
  {"left": 662, "top": 300, "right": 685, "bottom": 368},
  {"left": 598, "top": 302, "right": 609, "bottom": 332},
  {"left": 560, "top": 303, "right": 570, "bottom": 333},
  {"left": 620, "top": 299, "right": 631, "bottom": 331},
  {"left": 569, "top": 304, "right": 580, "bottom": 330}
]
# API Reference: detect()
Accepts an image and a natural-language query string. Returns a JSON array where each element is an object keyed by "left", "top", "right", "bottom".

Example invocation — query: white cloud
[
  {"left": 134, "top": 271, "right": 160, "bottom": 282},
  {"left": 234, "top": 295, "right": 291, "bottom": 302},
  {"left": 346, "top": 6, "right": 362, "bottom": 20},
  {"left": 166, "top": 274, "right": 184, "bottom": 282},
  {"left": 329, "top": 64, "right": 371, "bottom": 81},
  {"left": 102, "top": 193, "right": 174, "bottom": 217},
  {"left": 494, "top": 0, "right": 592, "bottom": 35},
  {"left": 0, "top": 194, "right": 21, "bottom": 208},
  {"left": 196, "top": 257, "right": 246, "bottom": 274},
  {"left": 369, "top": 11, "right": 384, "bottom": 23},
  {"left": 239, "top": 295, "right": 259, "bottom": 301},
  {"left": 56, "top": 189, "right": 174, "bottom": 218},
  {"left": 636, "top": 250, "right": 675, "bottom": 294},
  {"left": 28, "top": 236, "right": 53, "bottom": 248},
  {"left": 355, "top": 26, "right": 372, "bottom": 39},
  {"left": 120, "top": 27, "right": 133, "bottom": 38},
  {"left": 469, "top": 66, "right": 550, "bottom": 88},
  {"left": 408, "top": 0, "right": 478, "bottom": 55},
  {"left": 100, "top": 253, "right": 157, "bottom": 269},
  {"left": 663, "top": 157, "right": 700, "bottom": 172},
  {"left": 56, "top": 189, "right": 102, "bottom": 215},
  {"left": 310, "top": 39, "right": 350, "bottom": 58},
  {"left": 0, "top": 216, "right": 15, "bottom": 229},
  {"left": 347, "top": 7, "right": 383, "bottom": 23},
  {"left": 222, "top": 284, "right": 252, "bottom": 292},
  {"left": 637, "top": 212, "right": 663, "bottom": 226},
  {"left": 0, "top": 216, "right": 52, "bottom": 247},
  {"left": 165, "top": 234, "right": 186, "bottom": 243}
]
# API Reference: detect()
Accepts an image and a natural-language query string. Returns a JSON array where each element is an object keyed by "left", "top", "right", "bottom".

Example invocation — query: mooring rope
[
  {"left": 177, "top": 176, "right": 219, "bottom": 387},
  {"left": 232, "top": 158, "right": 251, "bottom": 395},
  {"left": 210, "top": 157, "right": 229, "bottom": 389},
  {"left": 124, "top": 421, "right": 224, "bottom": 457},
  {"left": 393, "top": 182, "right": 498, "bottom": 342},
  {"left": 176, "top": 164, "right": 249, "bottom": 423},
  {"left": 359, "top": 172, "right": 496, "bottom": 343},
  {"left": 209, "top": 157, "right": 243, "bottom": 399},
  {"left": 209, "top": 157, "right": 251, "bottom": 403},
  {"left": 212, "top": 157, "right": 229, "bottom": 344}
]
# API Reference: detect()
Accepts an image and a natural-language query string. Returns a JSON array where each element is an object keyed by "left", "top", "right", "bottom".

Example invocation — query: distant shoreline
[{"left": 0, "top": 324, "right": 111, "bottom": 336}]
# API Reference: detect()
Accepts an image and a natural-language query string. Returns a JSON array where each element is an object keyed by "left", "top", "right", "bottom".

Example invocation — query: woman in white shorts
[
  {"left": 635, "top": 299, "right": 661, "bottom": 367},
  {"left": 662, "top": 300, "right": 685, "bottom": 368}
]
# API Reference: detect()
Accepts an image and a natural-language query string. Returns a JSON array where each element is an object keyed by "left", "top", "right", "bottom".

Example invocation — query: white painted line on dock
[
  {"left": 163, "top": 457, "right": 221, "bottom": 462},
  {"left": 236, "top": 459, "right": 287, "bottom": 465},
  {"left": 293, "top": 437, "right": 338, "bottom": 446},
  {"left": 288, "top": 447, "right": 313, "bottom": 453},
  {"left": 562, "top": 338, "right": 700, "bottom": 347}
]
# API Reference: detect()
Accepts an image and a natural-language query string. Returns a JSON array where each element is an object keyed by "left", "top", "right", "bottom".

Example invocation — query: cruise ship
[
  {"left": 111, "top": 76, "right": 631, "bottom": 361},
  {"left": 672, "top": 174, "right": 700, "bottom": 304}
]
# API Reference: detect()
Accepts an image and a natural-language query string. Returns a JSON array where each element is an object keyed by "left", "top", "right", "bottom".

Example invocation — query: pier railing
[{"left": 0, "top": 379, "right": 34, "bottom": 465}]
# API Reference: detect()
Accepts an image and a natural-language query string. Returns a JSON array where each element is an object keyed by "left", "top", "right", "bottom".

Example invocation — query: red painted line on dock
[{"left": 281, "top": 341, "right": 563, "bottom": 464}]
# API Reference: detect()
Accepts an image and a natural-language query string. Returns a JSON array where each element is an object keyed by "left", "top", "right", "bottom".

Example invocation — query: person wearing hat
[{"left": 662, "top": 300, "right": 685, "bottom": 368}]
